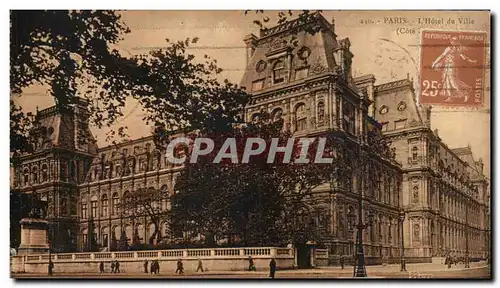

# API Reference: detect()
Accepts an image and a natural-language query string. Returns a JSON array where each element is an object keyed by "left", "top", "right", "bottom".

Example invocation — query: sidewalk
[
  {"left": 319, "top": 261, "right": 488, "bottom": 273},
  {"left": 12, "top": 261, "right": 489, "bottom": 278}
]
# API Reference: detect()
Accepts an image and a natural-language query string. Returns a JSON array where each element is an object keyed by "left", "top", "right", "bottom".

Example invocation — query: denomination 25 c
[{"left": 422, "top": 80, "right": 441, "bottom": 97}]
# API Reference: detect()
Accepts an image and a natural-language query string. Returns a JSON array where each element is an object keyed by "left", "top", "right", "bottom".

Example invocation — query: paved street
[{"left": 12, "top": 261, "right": 491, "bottom": 279}]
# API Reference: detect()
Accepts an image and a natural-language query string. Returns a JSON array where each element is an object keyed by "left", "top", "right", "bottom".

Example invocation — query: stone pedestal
[{"left": 18, "top": 218, "right": 50, "bottom": 255}]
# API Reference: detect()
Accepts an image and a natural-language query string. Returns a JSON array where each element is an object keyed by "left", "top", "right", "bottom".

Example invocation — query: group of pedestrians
[
  {"left": 99, "top": 261, "right": 121, "bottom": 273},
  {"left": 48, "top": 256, "right": 278, "bottom": 278},
  {"left": 248, "top": 256, "right": 277, "bottom": 279},
  {"left": 144, "top": 260, "right": 161, "bottom": 274}
]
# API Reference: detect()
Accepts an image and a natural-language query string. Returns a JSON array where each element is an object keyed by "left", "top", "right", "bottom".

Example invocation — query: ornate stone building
[
  {"left": 11, "top": 99, "right": 97, "bottom": 252},
  {"left": 372, "top": 77, "right": 490, "bottom": 261},
  {"left": 11, "top": 13, "right": 489, "bottom": 264},
  {"left": 241, "top": 13, "right": 403, "bottom": 265}
]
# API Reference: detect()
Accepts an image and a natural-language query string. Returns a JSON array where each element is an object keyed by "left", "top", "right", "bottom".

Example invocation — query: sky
[{"left": 12, "top": 10, "right": 490, "bottom": 178}]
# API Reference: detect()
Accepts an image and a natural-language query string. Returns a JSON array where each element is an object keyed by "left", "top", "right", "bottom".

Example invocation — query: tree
[
  {"left": 86, "top": 216, "right": 99, "bottom": 252},
  {"left": 119, "top": 187, "right": 169, "bottom": 247},
  {"left": 118, "top": 230, "right": 129, "bottom": 251},
  {"left": 11, "top": 11, "right": 249, "bottom": 155},
  {"left": 10, "top": 10, "right": 136, "bottom": 152},
  {"left": 171, "top": 115, "right": 346, "bottom": 247}
]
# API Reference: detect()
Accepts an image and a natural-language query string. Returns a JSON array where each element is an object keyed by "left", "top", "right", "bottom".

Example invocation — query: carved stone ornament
[
  {"left": 413, "top": 224, "right": 420, "bottom": 238},
  {"left": 297, "top": 46, "right": 312, "bottom": 60},
  {"left": 256, "top": 60, "right": 267, "bottom": 73}
]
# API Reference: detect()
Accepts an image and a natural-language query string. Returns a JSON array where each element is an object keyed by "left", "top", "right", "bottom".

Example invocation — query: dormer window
[{"left": 273, "top": 59, "right": 285, "bottom": 84}]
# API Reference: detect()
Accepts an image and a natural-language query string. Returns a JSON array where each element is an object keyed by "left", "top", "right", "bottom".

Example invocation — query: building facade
[
  {"left": 241, "top": 13, "right": 403, "bottom": 265},
  {"left": 11, "top": 13, "right": 489, "bottom": 263},
  {"left": 372, "top": 77, "right": 490, "bottom": 260}
]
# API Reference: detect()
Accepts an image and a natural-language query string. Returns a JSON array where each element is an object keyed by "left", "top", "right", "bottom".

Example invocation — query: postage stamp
[{"left": 419, "top": 30, "right": 488, "bottom": 107}]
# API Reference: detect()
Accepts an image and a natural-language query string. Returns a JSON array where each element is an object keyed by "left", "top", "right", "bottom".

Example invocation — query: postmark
[{"left": 419, "top": 30, "right": 487, "bottom": 107}]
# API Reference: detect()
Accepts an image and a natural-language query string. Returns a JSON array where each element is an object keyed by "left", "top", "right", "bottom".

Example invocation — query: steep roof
[{"left": 240, "top": 12, "right": 344, "bottom": 92}]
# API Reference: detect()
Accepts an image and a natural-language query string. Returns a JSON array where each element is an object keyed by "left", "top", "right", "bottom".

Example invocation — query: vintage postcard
[{"left": 10, "top": 10, "right": 491, "bottom": 279}]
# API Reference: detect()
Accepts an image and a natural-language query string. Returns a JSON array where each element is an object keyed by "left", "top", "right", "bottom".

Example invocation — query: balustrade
[{"left": 19, "top": 247, "right": 294, "bottom": 263}]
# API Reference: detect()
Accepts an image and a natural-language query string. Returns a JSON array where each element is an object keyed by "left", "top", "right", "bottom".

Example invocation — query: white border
[{"left": 1, "top": 2, "right": 498, "bottom": 288}]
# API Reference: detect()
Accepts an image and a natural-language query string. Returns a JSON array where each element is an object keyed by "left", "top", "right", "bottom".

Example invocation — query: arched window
[
  {"left": 60, "top": 162, "right": 67, "bottom": 182},
  {"left": 123, "top": 191, "right": 131, "bottom": 215},
  {"left": 295, "top": 103, "right": 307, "bottom": 132},
  {"left": 112, "top": 193, "right": 119, "bottom": 215},
  {"left": 317, "top": 102, "right": 325, "bottom": 123},
  {"left": 251, "top": 113, "right": 261, "bottom": 124},
  {"left": 41, "top": 164, "right": 48, "bottom": 183},
  {"left": 101, "top": 227, "right": 109, "bottom": 248},
  {"left": 23, "top": 168, "right": 29, "bottom": 186},
  {"left": 31, "top": 167, "right": 38, "bottom": 184},
  {"left": 136, "top": 224, "right": 145, "bottom": 244},
  {"left": 90, "top": 196, "right": 98, "bottom": 218},
  {"left": 101, "top": 194, "right": 108, "bottom": 217},
  {"left": 60, "top": 198, "right": 68, "bottom": 215},
  {"left": 125, "top": 225, "right": 133, "bottom": 245},
  {"left": 273, "top": 59, "right": 285, "bottom": 84},
  {"left": 271, "top": 108, "right": 283, "bottom": 122}
]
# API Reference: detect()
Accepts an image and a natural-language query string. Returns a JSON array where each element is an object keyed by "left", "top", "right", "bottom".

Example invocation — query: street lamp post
[
  {"left": 399, "top": 210, "right": 406, "bottom": 272},
  {"left": 353, "top": 204, "right": 373, "bottom": 277}
]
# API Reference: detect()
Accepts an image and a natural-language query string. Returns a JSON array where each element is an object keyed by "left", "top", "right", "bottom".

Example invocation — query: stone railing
[
  {"left": 18, "top": 247, "right": 294, "bottom": 264},
  {"left": 11, "top": 247, "right": 295, "bottom": 274}
]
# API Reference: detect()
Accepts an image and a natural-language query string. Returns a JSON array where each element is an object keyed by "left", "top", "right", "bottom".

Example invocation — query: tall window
[
  {"left": 123, "top": 191, "right": 130, "bottom": 215},
  {"left": 60, "top": 198, "right": 68, "bottom": 215},
  {"left": 60, "top": 162, "right": 67, "bottom": 181},
  {"left": 101, "top": 194, "right": 108, "bottom": 217},
  {"left": 412, "top": 146, "right": 418, "bottom": 161},
  {"left": 317, "top": 102, "right": 325, "bottom": 123},
  {"left": 342, "top": 100, "right": 356, "bottom": 135},
  {"left": 82, "top": 229, "right": 88, "bottom": 248},
  {"left": 32, "top": 167, "right": 38, "bottom": 184},
  {"left": 41, "top": 164, "right": 48, "bottom": 183},
  {"left": 82, "top": 202, "right": 88, "bottom": 219},
  {"left": 90, "top": 199, "right": 98, "bottom": 218},
  {"left": 295, "top": 103, "right": 307, "bottom": 132},
  {"left": 273, "top": 59, "right": 285, "bottom": 84},
  {"left": 23, "top": 169, "right": 29, "bottom": 186},
  {"left": 112, "top": 193, "right": 119, "bottom": 215}
]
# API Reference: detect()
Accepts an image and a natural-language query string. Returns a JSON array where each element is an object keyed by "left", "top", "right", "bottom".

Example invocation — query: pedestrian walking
[
  {"left": 111, "top": 261, "right": 115, "bottom": 273},
  {"left": 48, "top": 260, "right": 54, "bottom": 276},
  {"left": 144, "top": 260, "right": 149, "bottom": 273},
  {"left": 340, "top": 255, "right": 345, "bottom": 269},
  {"left": 196, "top": 259, "right": 204, "bottom": 272},
  {"left": 269, "top": 258, "right": 276, "bottom": 279},
  {"left": 175, "top": 259, "right": 184, "bottom": 274},
  {"left": 248, "top": 256, "right": 256, "bottom": 271},
  {"left": 115, "top": 261, "right": 121, "bottom": 273},
  {"left": 151, "top": 261, "right": 157, "bottom": 275},
  {"left": 99, "top": 262, "right": 105, "bottom": 273}
]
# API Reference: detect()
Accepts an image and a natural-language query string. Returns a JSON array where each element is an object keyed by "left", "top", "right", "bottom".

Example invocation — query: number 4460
[{"left": 422, "top": 80, "right": 442, "bottom": 97}]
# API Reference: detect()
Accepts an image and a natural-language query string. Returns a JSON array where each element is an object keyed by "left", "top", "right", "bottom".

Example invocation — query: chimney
[
  {"left": 243, "top": 34, "right": 258, "bottom": 67},
  {"left": 425, "top": 105, "right": 432, "bottom": 127}
]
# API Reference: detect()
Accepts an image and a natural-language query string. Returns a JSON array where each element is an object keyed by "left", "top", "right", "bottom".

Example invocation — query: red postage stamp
[{"left": 419, "top": 30, "right": 487, "bottom": 107}]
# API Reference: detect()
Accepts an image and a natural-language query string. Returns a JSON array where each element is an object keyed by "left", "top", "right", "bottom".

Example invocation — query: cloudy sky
[{"left": 13, "top": 10, "right": 490, "bottom": 178}]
